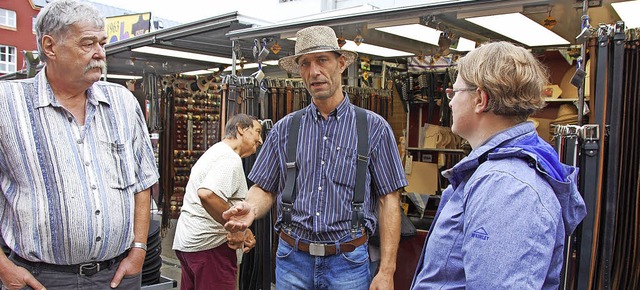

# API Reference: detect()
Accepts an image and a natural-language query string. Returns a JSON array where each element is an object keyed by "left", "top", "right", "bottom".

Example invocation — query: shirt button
[
  {"left": 76, "top": 139, "right": 82, "bottom": 144},
  {"left": 318, "top": 186, "right": 322, "bottom": 191},
  {"left": 95, "top": 210, "right": 101, "bottom": 215},
  {"left": 96, "top": 237, "right": 101, "bottom": 242},
  {"left": 321, "top": 160, "right": 325, "bottom": 165},
  {"left": 316, "top": 212, "right": 320, "bottom": 216},
  {"left": 84, "top": 161, "right": 90, "bottom": 166},
  {"left": 323, "top": 136, "right": 328, "bottom": 141},
  {"left": 336, "top": 147, "right": 340, "bottom": 151},
  {"left": 67, "top": 117, "right": 73, "bottom": 122},
  {"left": 91, "top": 184, "right": 97, "bottom": 190}
]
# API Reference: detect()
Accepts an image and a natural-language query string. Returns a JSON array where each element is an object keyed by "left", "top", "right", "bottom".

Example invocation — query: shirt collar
[
  {"left": 34, "top": 68, "right": 110, "bottom": 109},
  {"left": 305, "top": 92, "right": 352, "bottom": 121}
]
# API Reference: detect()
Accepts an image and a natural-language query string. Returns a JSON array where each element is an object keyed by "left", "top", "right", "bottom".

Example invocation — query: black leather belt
[
  {"left": 279, "top": 231, "right": 367, "bottom": 257},
  {"left": 10, "top": 252, "right": 127, "bottom": 276}
]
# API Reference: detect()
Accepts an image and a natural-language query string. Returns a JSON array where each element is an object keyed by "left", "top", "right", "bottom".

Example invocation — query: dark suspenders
[{"left": 281, "top": 106, "right": 369, "bottom": 236}]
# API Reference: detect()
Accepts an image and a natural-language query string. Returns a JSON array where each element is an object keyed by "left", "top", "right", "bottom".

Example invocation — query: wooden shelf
[
  {"left": 545, "top": 98, "right": 589, "bottom": 102},
  {"left": 407, "top": 147, "right": 465, "bottom": 153}
]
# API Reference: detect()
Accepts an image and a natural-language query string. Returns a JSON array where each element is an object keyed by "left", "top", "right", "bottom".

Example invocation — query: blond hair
[{"left": 457, "top": 41, "right": 547, "bottom": 121}]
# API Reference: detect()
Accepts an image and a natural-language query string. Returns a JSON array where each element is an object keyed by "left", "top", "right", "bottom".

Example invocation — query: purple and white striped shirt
[
  {"left": 0, "top": 69, "right": 159, "bottom": 264},
  {"left": 248, "top": 96, "right": 407, "bottom": 242}
]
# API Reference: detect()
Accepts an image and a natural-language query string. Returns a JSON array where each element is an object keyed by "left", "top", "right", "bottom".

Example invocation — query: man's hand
[
  {"left": 110, "top": 248, "right": 145, "bottom": 288},
  {"left": 0, "top": 263, "right": 46, "bottom": 290},
  {"left": 222, "top": 201, "right": 255, "bottom": 233},
  {"left": 227, "top": 229, "right": 256, "bottom": 253},
  {"left": 370, "top": 271, "right": 394, "bottom": 290}
]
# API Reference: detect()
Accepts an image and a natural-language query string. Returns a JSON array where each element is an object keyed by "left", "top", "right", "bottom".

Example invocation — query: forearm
[
  {"left": 246, "top": 184, "right": 275, "bottom": 218},
  {"left": 377, "top": 190, "right": 401, "bottom": 275},
  {"left": 133, "top": 188, "right": 151, "bottom": 246},
  {"left": 198, "top": 188, "right": 232, "bottom": 225}
]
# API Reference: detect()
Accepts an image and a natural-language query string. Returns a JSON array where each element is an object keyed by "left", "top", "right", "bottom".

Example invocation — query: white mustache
[{"left": 84, "top": 60, "right": 106, "bottom": 73}]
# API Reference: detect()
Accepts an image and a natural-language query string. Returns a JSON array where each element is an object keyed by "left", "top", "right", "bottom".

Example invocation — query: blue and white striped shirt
[
  {"left": 0, "top": 70, "right": 159, "bottom": 264},
  {"left": 248, "top": 96, "right": 407, "bottom": 242}
]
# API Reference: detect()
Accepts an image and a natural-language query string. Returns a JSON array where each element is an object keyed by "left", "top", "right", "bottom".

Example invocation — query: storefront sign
[{"left": 106, "top": 13, "right": 151, "bottom": 44}]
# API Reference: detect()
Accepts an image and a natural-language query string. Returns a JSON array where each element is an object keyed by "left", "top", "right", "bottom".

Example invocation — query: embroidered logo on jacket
[{"left": 471, "top": 227, "right": 489, "bottom": 240}]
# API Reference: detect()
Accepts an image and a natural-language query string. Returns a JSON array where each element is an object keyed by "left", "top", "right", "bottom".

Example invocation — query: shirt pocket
[
  {"left": 97, "top": 140, "right": 136, "bottom": 189},
  {"left": 330, "top": 146, "right": 358, "bottom": 188}
]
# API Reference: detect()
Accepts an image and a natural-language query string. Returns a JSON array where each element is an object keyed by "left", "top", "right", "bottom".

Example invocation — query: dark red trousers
[{"left": 175, "top": 244, "right": 237, "bottom": 290}]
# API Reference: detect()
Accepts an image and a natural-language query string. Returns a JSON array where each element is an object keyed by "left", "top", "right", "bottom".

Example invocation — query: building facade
[{"left": 0, "top": 0, "right": 43, "bottom": 76}]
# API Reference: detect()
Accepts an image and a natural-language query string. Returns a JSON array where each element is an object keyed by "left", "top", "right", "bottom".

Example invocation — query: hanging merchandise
[
  {"left": 354, "top": 29, "right": 364, "bottom": 46},
  {"left": 571, "top": 22, "right": 640, "bottom": 290},
  {"left": 159, "top": 75, "right": 222, "bottom": 220},
  {"left": 270, "top": 41, "right": 281, "bottom": 55}
]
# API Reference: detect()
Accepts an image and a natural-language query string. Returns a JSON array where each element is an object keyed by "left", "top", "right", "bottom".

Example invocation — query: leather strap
[
  {"left": 285, "top": 81, "right": 293, "bottom": 114},
  {"left": 351, "top": 106, "right": 368, "bottom": 235},
  {"left": 281, "top": 109, "right": 306, "bottom": 226},
  {"left": 271, "top": 84, "right": 278, "bottom": 121},
  {"left": 278, "top": 82, "right": 285, "bottom": 120},
  {"left": 10, "top": 252, "right": 126, "bottom": 277},
  {"left": 577, "top": 125, "right": 600, "bottom": 290},
  {"left": 602, "top": 21, "right": 625, "bottom": 290},
  {"left": 279, "top": 230, "right": 367, "bottom": 257}
]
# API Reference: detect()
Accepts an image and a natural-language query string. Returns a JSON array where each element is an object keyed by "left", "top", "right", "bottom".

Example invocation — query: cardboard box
[{"left": 405, "top": 161, "right": 439, "bottom": 195}]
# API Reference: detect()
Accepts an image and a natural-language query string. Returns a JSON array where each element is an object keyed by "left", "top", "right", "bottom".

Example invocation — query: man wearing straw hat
[
  {"left": 223, "top": 26, "right": 407, "bottom": 289},
  {"left": 411, "top": 41, "right": 586, "bottom": 289}
]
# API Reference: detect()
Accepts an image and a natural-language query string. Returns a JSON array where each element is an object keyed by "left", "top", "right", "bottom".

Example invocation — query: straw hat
[
  {"left": 278, "top": 26, "right": 358, "bottom": 74},
  {"left": 555, "top": 104, "right": 579, "bottom": 119}
]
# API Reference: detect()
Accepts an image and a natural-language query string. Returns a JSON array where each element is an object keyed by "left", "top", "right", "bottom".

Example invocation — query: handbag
[{"left": 368, "top": 207, "right": 417, "bottom": 246}]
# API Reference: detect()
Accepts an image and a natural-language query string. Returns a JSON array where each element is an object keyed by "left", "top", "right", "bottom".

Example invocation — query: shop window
[
  {"left": 0, "top": 8, "right": 17, "bottom": 29},
  {"left": 0, "top": 45, "right": 17, "bottom": 73}
]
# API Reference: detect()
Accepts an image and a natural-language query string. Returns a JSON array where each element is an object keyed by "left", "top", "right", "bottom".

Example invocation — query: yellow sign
[{"left": 106, "top": 13, "right": 151, "bottom": 44}]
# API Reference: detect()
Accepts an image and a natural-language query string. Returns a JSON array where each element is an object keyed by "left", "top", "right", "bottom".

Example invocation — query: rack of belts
[
  {"left": 222, "top": 76, "right": 394, "bottom": 123},
  {"left": 393, "top": 69, "right": 454, "bottom": 127},
  {"left": 567, "top": 22, "right": 640, "bottom": 289},
  {"left": 157, "top": 75, "right": 223, "bottom": 221},
  {"left": 345, "top": 86, "right": 393, "bottom": 120}
]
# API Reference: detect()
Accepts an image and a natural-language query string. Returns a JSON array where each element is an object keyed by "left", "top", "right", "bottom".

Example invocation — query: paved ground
[{"left": 155, "top": 215, "right": 181, "bottom": 289}]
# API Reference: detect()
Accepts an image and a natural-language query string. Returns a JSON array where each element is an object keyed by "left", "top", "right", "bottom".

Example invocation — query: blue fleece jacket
[{"left": 411, "top": 122, "right": 587, "bottom": 289}]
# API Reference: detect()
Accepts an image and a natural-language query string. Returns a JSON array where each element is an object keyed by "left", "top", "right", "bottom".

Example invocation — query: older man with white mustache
[{"left": 0, "top": 1, "right": 158, "bottom": 289}]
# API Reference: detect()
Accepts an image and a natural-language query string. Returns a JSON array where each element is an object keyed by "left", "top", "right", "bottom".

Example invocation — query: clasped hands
[{"left": 226, "top": 227, "right": 256, "bottom": 253}]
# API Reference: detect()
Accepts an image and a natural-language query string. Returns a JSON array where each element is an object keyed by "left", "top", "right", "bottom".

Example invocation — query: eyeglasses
[{"left": 445, "top": 87, "right": 477, "bottom": 101}]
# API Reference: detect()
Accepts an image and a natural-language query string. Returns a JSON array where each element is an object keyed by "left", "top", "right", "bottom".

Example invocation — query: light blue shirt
[
  {"left": 249, "top": 96, "right": 407, "bottom": 242},
  {"left": 411, "top": 122, "right": 586, "bottom": 289},
  {"left": 0, "top": 69, "right": 159, "bottom": 264}
]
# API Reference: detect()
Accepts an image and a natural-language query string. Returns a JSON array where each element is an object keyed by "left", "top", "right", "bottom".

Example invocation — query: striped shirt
[
  {"left": 248, "top": 96, "right": 407, "bottom": 242},
  {"left": 0, "top": 70, "right": 159, "bottom": 264}
]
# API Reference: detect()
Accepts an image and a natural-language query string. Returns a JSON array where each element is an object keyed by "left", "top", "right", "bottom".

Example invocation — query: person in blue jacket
[{"left": 411, "top": 41, "right": 587, "bottom": 289}]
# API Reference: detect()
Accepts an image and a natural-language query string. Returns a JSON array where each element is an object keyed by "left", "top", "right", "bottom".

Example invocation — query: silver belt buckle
[
  {"left": 308, "top": 243, "right": 326, "bottom": 256},
  {"left": 79, "top": 262, "right": 100, "bottom": 276}
]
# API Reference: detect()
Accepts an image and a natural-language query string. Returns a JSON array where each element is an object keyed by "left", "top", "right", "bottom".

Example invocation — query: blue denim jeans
[{"left": 275, "top": 231, "right": 371, "bottom": 290}]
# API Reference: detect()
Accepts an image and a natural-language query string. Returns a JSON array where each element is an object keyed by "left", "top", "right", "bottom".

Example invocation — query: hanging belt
[
  {"left": 285, "top": 81, "right": 293, "bottom": 114},
  {"left": 602, "top": 21, "right": 625, "bottom": 290},
  {"left": 270, "top": 80, "right": 278, "bottom": 121},
  {"left": 577, "top": 125, "right": 601, "bottom": 289}
]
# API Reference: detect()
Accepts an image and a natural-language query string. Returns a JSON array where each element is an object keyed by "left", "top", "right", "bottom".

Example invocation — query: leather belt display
[
  {"left": 279, "top": 231, "right": 367, "bottom": 257},
  {"left": 10, "top": 252, "right": 127, "bottom": 277}
]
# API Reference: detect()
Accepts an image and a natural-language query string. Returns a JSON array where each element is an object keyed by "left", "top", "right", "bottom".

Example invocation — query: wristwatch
[{"left": 131, "top": 242, "right": 147, "bottom": 251}]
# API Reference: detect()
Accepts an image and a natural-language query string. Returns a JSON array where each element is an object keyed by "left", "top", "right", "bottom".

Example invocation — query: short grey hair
[
  {"left": 35, "top": 0, "right": 105, "bottom": 63},
  {"left": 224, "top": 114, "right": 259, "bottom": 139}
]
